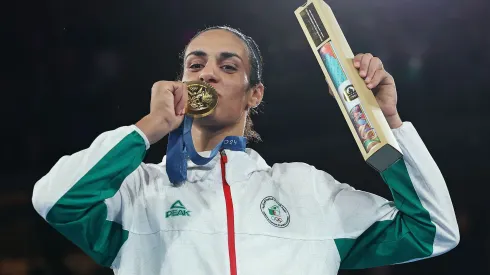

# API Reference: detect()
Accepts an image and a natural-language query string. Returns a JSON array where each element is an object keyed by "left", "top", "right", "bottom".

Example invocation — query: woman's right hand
[{"left": 136, "top": 81, "right": 188, "bottom": 145}]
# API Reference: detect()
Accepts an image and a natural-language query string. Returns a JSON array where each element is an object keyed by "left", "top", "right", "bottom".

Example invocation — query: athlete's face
[{"left": 181, "top": 29, "right": 263, "bottom": 128}]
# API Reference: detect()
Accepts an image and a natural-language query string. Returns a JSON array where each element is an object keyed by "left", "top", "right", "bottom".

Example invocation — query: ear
[{"left": 247, "top": 83, "right": 264, "bottom": 109}]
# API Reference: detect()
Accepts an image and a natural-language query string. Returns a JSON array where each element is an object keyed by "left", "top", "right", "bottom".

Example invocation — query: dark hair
[{"left": 178, "top": 25, "right": 264, "bottom": 143}]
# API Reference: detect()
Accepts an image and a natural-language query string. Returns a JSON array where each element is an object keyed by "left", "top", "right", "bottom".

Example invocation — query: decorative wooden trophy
[{"left": 295, "top": 0, "right": 403, "bottom": 172}]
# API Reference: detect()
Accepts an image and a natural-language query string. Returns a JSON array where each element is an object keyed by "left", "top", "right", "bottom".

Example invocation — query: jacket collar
[{"left": 160, "top": 148, "right": 271, "bottom": 184}]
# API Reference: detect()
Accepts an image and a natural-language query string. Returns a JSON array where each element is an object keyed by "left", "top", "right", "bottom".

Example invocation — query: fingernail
[
  {"left": 367, "top": 84, "right": 373, "bottom": 89},
  {"left": 365, "top": 77, "right": 371, "bottom": 82},
  {"left": 354, "top": 62, "right": 360, "bottom": 67},
  {"left": 360, "top": 71, "right": 366, "bottom": 77}
]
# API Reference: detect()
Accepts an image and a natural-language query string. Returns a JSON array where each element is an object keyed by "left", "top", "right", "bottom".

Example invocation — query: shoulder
[
  {"left": 265, "top": 160, "right": 360, "bottom": 210},
  {"left": 268, "top": 161, "right": 344, "bottom": 189},
  {"left": 246, "top": 148, "right": 339, "bottom": 184},
  {"left": 118, "top": 162, "right": 166, "bottom": 192},
  {"left": 267, "top": 159, "right": 347, "bottom": 198},
  {"left": 269, "top": 161, "right": 315, "bottom": 178}
]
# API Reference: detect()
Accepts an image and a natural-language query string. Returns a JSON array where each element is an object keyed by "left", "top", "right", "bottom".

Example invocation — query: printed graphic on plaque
[
  {"left": 319, "top": 42, "right": 380, "bottom": 153},
  {"left": 318, "top": 42, "right": 349, "bottom": 91},
  {"left": 349, "top": 104, "right": 381, "bottom": 152},
  {"left": 299, "top": 4, "right": 329, "bottom": 47}
]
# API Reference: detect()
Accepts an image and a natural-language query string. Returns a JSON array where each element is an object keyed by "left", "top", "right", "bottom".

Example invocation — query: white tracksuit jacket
[{"left": 32, "top": 121, "right": 459, "bottom": 275}]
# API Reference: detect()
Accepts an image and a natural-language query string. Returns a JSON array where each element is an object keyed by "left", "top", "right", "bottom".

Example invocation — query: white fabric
[{"left": 32, "top": 122, "right": 459, "bottom": 275}]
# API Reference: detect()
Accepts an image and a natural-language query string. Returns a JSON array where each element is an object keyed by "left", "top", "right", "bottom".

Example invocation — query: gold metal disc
[{"left": 185, "top": 81, "right": 219, "bottom": 118}]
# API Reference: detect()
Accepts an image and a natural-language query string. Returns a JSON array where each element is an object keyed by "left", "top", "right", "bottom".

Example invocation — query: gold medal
[{"left": 185, "top": 81, "right": 219, "bottom": 118}]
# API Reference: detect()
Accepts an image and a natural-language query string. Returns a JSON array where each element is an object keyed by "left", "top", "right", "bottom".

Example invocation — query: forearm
[
  {"left": 333, "top": 122, "right": 459, "bottom": 269},
  {"left": 135, "top": 114, "right": 172, "bottom": 145},
  {"left": 381, "top": 122, "right": 459, "bottom": 254},
  {"left": 386, "top": 112, "right": 403, "bottom": 129},
  {"left": 31, "top": 125, "right": 148, "bottom": 266}
]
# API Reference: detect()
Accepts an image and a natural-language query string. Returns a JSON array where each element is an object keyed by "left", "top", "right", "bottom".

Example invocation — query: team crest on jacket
[{"left": 260, "top": 196, "right": 290, "bottom": 228}]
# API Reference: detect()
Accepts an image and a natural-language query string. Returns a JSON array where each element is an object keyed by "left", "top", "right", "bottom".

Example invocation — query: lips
[{"left": 205, "top": 83, "right": 221, "bottom": 97}]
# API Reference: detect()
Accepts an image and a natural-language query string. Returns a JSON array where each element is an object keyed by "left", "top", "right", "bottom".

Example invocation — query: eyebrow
[{"left": 185, "top": 50, "right": 243, "bottom": 62}]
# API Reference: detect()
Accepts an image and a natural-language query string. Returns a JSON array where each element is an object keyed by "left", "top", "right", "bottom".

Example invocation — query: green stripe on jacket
[
  {"left": 335, "top": 159, "right": 437, "bottom": 269},
  {"left": 46, "top": 131, "right": 147, "bottom": 267}
]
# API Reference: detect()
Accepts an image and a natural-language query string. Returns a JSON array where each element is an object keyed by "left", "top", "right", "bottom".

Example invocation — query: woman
[{"left": 32, "top": 26, "right": 459, "bottom": 275}]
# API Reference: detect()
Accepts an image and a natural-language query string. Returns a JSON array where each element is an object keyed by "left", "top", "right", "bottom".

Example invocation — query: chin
[
  {"left": 194, "top": 114, "right": 216, "bottom": 124},
  {"left": 194, "top": 113, "right": 236, "bottom": 131},
  {"left": 193, "top": 114, "right": 222, "bottom": 128}
]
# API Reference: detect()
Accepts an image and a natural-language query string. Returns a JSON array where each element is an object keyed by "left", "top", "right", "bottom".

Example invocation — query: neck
[{"left": 191, "top": 120, "right": 245, "bottom": 152}]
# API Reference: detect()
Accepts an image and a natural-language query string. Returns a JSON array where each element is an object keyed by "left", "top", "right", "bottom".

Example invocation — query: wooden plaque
[{"left": 294, "top": 0, "right": 403, "bottom": 172}]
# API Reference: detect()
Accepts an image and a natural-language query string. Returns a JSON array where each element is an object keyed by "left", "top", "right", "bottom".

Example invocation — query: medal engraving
[{"left": 185, "top": 81, "right": 218, "bottom": 118}]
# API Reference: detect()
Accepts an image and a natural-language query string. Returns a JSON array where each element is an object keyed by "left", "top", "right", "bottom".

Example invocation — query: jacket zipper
[{"left": 220, "top": 150, "right": 237, "bottom": 275}]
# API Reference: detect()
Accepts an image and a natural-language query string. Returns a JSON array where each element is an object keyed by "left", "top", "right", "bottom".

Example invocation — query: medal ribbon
[{"left": 165, "top": 116, "right": 247, "bottom": 184}]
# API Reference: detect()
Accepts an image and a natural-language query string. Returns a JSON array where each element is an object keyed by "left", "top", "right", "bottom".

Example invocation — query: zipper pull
[{"left": 220, "top": 150, "right": 228, "bottom": 163}]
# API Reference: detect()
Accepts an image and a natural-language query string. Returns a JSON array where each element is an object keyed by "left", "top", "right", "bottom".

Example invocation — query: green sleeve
[{"left": 32, "top": 126, "right": 148, "bottom": 266}]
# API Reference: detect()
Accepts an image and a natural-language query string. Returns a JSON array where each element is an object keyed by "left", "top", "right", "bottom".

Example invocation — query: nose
[{"left": 199, "top": 65, "right": 220, "bottom": 84}]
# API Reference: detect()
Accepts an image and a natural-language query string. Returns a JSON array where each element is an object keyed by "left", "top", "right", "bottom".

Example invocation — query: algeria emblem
[{"left": 260, "top": 196, "right": 290, "bottom": 228}]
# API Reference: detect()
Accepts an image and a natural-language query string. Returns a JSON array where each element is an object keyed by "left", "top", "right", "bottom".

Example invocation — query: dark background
[{"left": 2, "top": 0, "right": 489, "bottom": 274}]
